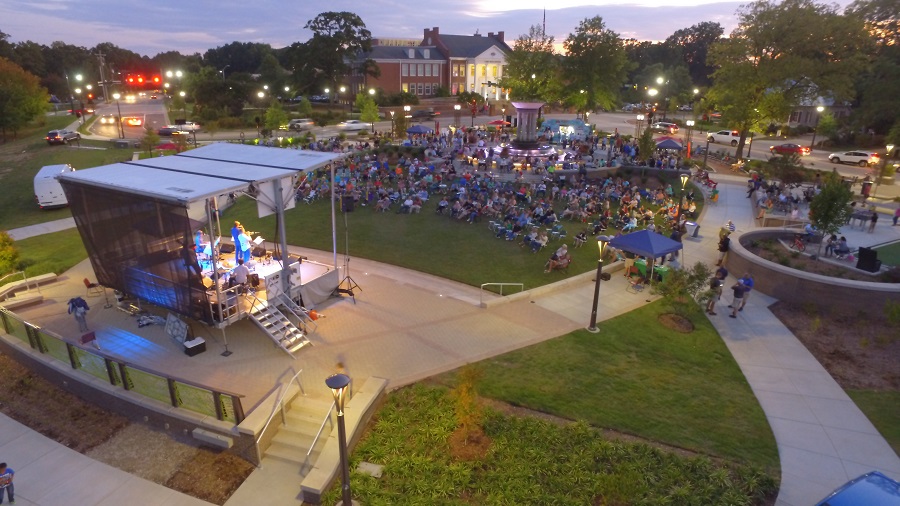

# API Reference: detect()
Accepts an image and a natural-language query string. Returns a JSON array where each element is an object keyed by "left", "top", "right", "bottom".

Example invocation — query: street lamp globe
[
  {"left": 454, "top": 104, "right": 461, "bottom": 111},
  {"left": 75, "top": 88, "right": 81, "bottom": 95},
  {"left": 284, "top": 86, "right": 290, "bottom": 92},
  {"left": 686, "top": 120, "right": 695, "bottom": 127},
  {"left": 263, "top": 85, "right": 269, "bottom": 90},
  {"left": 656, "top": 76, "right": 664, "bottom": 85},
  {"left": 179, "top": 91, "right": 186, "bottom": 98},
  {"left": 257, "top": 91, "right": 264, "bottom": 99},
  {"left": 166, "top": 71, "right": 173, "bottom": 78},
  {"left": 339, "top": 86, "right": 346, "bottom": 93},
  {"left": 368, "top": 88, "right": 375, "bottom": 95},
  {"left": 816, "top": 105, "right": 825, "bottom": 113},
  {"left": 637, "top": 114, "right": 644, "bottom": 122},
  {"left": 324, "top": 88, "right": 330, "bottom": 94},
  {"left": 113, "top": 93, "right": 120, "bottom": 100},
  {"left": 648, "top": 89, "right": 658, "bottom": 97}
]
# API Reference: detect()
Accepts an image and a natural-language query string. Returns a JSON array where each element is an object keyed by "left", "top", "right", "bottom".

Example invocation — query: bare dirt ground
[
  {"left": 0, "top": 351, "right": 253, "bottom": 505},
  {"left": 770, "top": 301, "right": 900, "bottom": 390}
]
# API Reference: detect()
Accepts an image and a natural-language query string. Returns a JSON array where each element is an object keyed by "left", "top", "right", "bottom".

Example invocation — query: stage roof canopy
[{"left": 58, "top": 143, "right": 341, "bottom": 205}]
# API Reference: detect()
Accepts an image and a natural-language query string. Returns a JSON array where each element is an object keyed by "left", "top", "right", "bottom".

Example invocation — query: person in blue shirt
[
  {"left": 733, "top": 273, "right": 754, "bottom": 312},
  {"left": 0, "top": 462, "right": 14, "bottom": 504}
]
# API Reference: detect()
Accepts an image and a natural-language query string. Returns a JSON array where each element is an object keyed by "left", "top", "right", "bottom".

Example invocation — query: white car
[
  {"left": 338, "top": 120, "right": 367, "bottom": 131},
  {"left": 177, "top": 121, "right": 201, "bottom": 132},
  {"left": 707, "top": 130, "right": 748, "bottom": 147},
  {"left": 828, "top": 150, "right": 879, "bottom": 167}
]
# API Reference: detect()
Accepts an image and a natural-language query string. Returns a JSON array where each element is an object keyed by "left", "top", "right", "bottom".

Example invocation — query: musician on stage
[
  {"left": 238, "top": 228, "right": 252, "bottom": 263},
  {"left": 231, "top": 221, "right": 243, "bottom": 251}
]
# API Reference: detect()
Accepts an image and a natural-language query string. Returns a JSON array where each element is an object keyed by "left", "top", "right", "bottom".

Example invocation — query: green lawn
[
  {"left": 873, "top": 240, "right": 900, "bottom": 267},
  {"left": 847, "top": 389, "right": 900, "bottom": 455},
  {"left": 13, "top": 228, "right": 88, "bottom": 276},
  {"left": 324, "top": 384, "right": 778, "bottom": 505},
  {"left": 438, "top": 301, "right": 779, "bottom": 471},
  {"left": 0, "top": 115, "right": 136, "bottom": 230},
  {"left": 224, "top": 181, "right": 700, "bottom": 291}
]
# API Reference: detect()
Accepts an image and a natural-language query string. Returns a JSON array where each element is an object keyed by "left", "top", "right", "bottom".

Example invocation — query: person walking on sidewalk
[
  {"left": 868, "top": 212, "right": 878, "bottom": 233},
  {"left": 732, "top": 273, "right": 754, "bottom": 312},
  {"left": 707, "top": 271, "right": 724, "bottom": 315},
  {"left": 728, "top": 280, "right": 746, "bottom": 318},
  {"left": 0, "top": 462, "right": 14, "bottom": 504},
  {"left": 716, "top": 233, "right": 730, "bottom": 266}
]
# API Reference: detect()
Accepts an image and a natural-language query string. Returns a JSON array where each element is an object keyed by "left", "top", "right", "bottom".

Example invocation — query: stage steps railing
[
  {"left": 247, "top": 295, "right": 310, "bottom": 358},
  {"left": 276, "top": 294, "right": 318, "bottom": 335}
]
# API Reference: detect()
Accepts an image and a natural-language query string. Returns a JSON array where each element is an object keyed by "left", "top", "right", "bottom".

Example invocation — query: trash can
[
  {"left": 861, "top": 181, "right": 873, "bottom": 197},
  {"left": 684, "top": 221, "right": 701, "bottom": 238}
]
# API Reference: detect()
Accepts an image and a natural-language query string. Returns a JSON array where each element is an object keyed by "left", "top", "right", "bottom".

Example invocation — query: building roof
[
  {"left": 58, "top": 143, "right": 341, "bottom": 205},
  {"left": 438, "top": 34, "right": 511, "bottom": 58},
  {"left": 365, "top": 46, "right": 445, "bottom": 61}
]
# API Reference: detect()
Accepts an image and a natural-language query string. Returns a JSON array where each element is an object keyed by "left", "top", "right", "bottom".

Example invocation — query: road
[{"left": 79, "top": 99, "right": 883, "bottom": 180}]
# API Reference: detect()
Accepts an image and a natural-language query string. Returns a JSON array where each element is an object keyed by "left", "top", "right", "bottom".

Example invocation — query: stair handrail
[
  {"left": 307, "top": 399, "right": 336, "bottom": 458},
  {"left": 0, "top": 271, "right": 34, "bottom": 300},
  {"left": 255, "top": 369, "right": 306, "bottom": 465}
]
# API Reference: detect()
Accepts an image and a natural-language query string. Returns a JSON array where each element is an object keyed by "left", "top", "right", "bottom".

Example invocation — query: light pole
[
  {"left": 680, "top": 173, "right": 689, "bottom": 201},
  {"left": 389, "top": 110, "right": 395, "bottom": 138},
  {"left": 635, "top": 114, "right": 645, "bottom": 138},
  {"left": 809, "top": 105, "right": 825, "bottom": 151},
  {"left": 340, "top": 86, "right": 347, "bottom": 113},
  {"left": 368, "top": 89, "right": 376, "bottom": 132},
  {"left": 74, "top": 88, "right": 85, "bottom": 125},
  {"left": 112, "top": 93, "right": 124, "bottom": 139},
  {"left": 656, "top": 76, "right": 670, "bottom": 121},
  {"left": 647, "top": 88, "right": 658, "bottom": 123},
  {"left": 876, "top": 143, "right": 895, "bottom": 194},
  {"left": 179, "top": 91, "right": 187, "bottom": 119},
  {"left": 685, "top": 120, "right": 695, "bottom": 158},
  {"left": 325, "top": 373, "right": 354, "bottom": 506},
  {"left": 454, "top": 104, "right": 461, "bottom": 128},
  {"left": 587, "top": 236, "right": 610, "bottom": 333},
  {"left": 219, "top": 66, "right": 229, "bottom": 83}
]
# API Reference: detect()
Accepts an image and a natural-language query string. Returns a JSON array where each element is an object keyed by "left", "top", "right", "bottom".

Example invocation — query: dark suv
[
  {"left": 46, "top": 129, "right": 80, "bottom": 145},
  {"left": 411, "top": 109, "right": 438, "bottom": 122}
]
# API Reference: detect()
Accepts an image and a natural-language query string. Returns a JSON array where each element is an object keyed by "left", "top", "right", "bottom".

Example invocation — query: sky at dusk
[{"left": 2, "top": 0, "right": 852, "bottom": 56}]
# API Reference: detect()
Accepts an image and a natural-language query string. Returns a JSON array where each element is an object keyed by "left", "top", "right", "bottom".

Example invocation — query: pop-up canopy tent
[
  {"left": 609, "top": 229, "right": 683, "bottom": 282},
  {"left": 407, "top": 124, "right": 432, "bottom": 135},
  {"left": 58, "top": 143, "right": 342, "bottom": 325},
  {"left": 656, "top": 138, "right": 684, "bottom": 150}
]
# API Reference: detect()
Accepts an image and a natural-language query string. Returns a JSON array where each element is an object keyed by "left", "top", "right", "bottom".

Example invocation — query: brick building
[{"left": 349, "top": 27, "right": 512, "bottom": 100}]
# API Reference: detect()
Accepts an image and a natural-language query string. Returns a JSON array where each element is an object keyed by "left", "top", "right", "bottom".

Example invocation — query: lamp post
[
  {"left": 179, "top": 91, "right": 187, "bottom": 119},
  {"left": 680, "top": 173, "right": 689, "bottom": 201},
  {"left": 587, "top": 236, "right": 610, "bottom": 333},
  {"left": 635, "top": 114, "right": 645, "bottom": 138},
  {"left": 685, "top": 119, "right": 695, "bottom": 158},
  {"left": 219, "top": 66, "right": 229, "bottom": 83},
  {"left": 74, "top": 88, "right": 85, "bottom": 125},
  {"left": 326, "top": 373, "right": 354, "bottom": 506},
  {"left": 112, "top": 93, "right": 124, "bottom": 139},
  {"left": 340, "top": 85, "right": 347, "bottom": 113},
  {"left": 656, "top": 76, "right": 670, "bottom": 120},
  {"left": 809, "top": 105, "right": 825, "bottom": 151},
  {"left": 389, "top": 110, "right": 395, "bottom": 138},
  {"left": 454, "top": 104, "right": 461, "bottom": 128},
  {"left": 876, "top": 143, "right": 895, "bottom": 194}
]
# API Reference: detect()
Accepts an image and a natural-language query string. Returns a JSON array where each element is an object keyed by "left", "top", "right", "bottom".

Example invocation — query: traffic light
[{"left": 153, "top": 75, "right": 160, "bottom": 84}]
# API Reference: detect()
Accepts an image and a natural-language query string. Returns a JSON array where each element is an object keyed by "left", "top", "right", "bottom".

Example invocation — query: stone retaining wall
[{"left": 726, "top": 229, "right": 900, "bottom": 315}]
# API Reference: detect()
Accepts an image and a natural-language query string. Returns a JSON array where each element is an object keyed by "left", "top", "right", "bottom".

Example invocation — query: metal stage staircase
[{"left": 248, "top": 297, "right": 311, "bottom": 358}]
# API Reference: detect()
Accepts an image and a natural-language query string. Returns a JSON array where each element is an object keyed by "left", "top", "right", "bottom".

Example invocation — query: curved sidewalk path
[
  {"left": 688, "top": 174, "right": 900, "bottom": 505},
  {"left": 2, "top": 172, "right": 899, "bottom": 506}
]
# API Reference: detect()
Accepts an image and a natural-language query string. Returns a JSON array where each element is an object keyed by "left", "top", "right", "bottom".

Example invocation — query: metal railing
[
  {"left": 255, "top": 369, "right": 306, "bottom": 466},
  {"left": 307, "top": 400, "right": 336, "bottom": 458},
  {"left": 0, "top": 307, "right": 245, "bottom": 423},
  {"left": 480, "top": 282, "right": 525, "bottom": 304},
  {"left": 0, "top": 271, "right": 38, "bottom": 301}
]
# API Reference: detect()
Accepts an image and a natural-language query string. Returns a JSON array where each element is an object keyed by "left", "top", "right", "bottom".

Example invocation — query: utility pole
[{"left": 95, "top": 51, "right": 109, "bottom": 103}]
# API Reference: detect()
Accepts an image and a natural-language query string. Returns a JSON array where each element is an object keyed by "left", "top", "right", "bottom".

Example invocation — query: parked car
[
  {"left": 707, "top": 130, "right": 749, "bottom": 147},
  {"left": 828, "top": 150, "right": 879, "bottom": 167},
  {"left": 288, "top": 118, "right": 315, "bottom": 131},
  {"left": 338, "top": 120, "right": 367, "bottom": 131},
  {"left": 45, "top": 129, "right": 80, "bottom": 145},
  {"left": 649, "top": 122, "right": 679, "bottom": 134},
  {"left": 770, "top": 143, "right": 810, "bottom": 156},
  {"left": 677, "top": 104, "right": 693, "bottom": 111},
  {"left": 815, "top": 471, "right": 900, "bottom": 506},
  {"left": 174, "top": 121, "right": 201, "bottom": 132}
]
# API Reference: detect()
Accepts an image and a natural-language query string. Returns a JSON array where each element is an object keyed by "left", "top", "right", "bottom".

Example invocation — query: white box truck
[{"left": 34, "top": 164, "right": 75, "bottom": 209}]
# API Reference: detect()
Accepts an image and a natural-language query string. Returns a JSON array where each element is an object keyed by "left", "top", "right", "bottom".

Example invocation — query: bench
[{"left": 0, "top": 294, "right": 44, "bottom": 310}]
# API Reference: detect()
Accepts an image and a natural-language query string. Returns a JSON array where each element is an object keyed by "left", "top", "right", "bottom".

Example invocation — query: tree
[
  {"left": 139, "top": 126, "right": 160, "bottom": 157},
  {"left": 816, "top": 112, "right": 838, "bottom": 145},
  {"left": 303, "top": 12, "right": 374, "bottom": 92},
  {"left": 563, "top": 17, "right": 631, "bottom": 113},
  {"left": 393, "top": 110, "right": 408, "bottom": 138},
  {"left": 0, "top": 231, "right": 20, "bottom": 276},
  {"left": 0, "top": 57, "right": 49, "bottom": 141},
  {"left": 296, "top": 97, "right": 313, "bottom": 117},
  {"left": 263, "top": 100, "right": 288, "bottom": 133},
  {"left": 808, "top": 171, "right": 853, "bottom": 259},
  {"left": 501, "top": 25, "right": 561, "bottom": 102},
  {"left": 356, "top": 93, "right": 380, "bottom": 131},
  {"left": 665, "top": 22, "right": 725, "bottom": 87},
  {"left": 708, "top": 0, "right": 872, "bottom": 158},
  {"left": 637, "top": 127, "right": 655, "bottom": 163},
  {"left": 651, "top": 262, "right": 713, "bottom": 319}
]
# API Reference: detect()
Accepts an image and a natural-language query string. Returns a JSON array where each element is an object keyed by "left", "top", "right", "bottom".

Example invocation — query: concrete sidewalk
[{"left": 7, "top": 217, "right": 76, "bottom": 241}]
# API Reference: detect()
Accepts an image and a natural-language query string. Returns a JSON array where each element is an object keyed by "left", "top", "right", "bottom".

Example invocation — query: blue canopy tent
[
  {"left": 656, "top": 138, "right": 683, "bottom": 150},
  {"left": 406, "top": 125, "right": 432, "bottom": 135},
  {"left": 609, "top": 230, "right": 683, "bottom": 283}
]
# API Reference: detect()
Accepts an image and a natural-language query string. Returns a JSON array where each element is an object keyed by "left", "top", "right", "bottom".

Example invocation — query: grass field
[
  {"left": 873, "top": 240, "right": 900, "bottom": 267},
  {"left": 0, "top": 115, "right": 137, "bottom": 230},
  {"left": 847, "top": 389, "right": 900, "bottom": 455},
  {"left": 13, "top": 228, "right": 88, "bottom": 276},
  {"left": 438, "top": 301, "right": 780, "bottom": 471}
]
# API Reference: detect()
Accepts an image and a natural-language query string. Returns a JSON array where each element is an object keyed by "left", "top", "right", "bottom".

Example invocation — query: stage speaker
[
  {"left": 341, "top": 195, "right": 354, "bottom": 212},
  {"left": 856, "top": 247, "right": 881, "bottom": 273},
  {"left": 252, "top": 246, "right": 266, "bottom": 257},
  {"left": 220, "top": 243, "right": 235, "bottom": 254}
]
